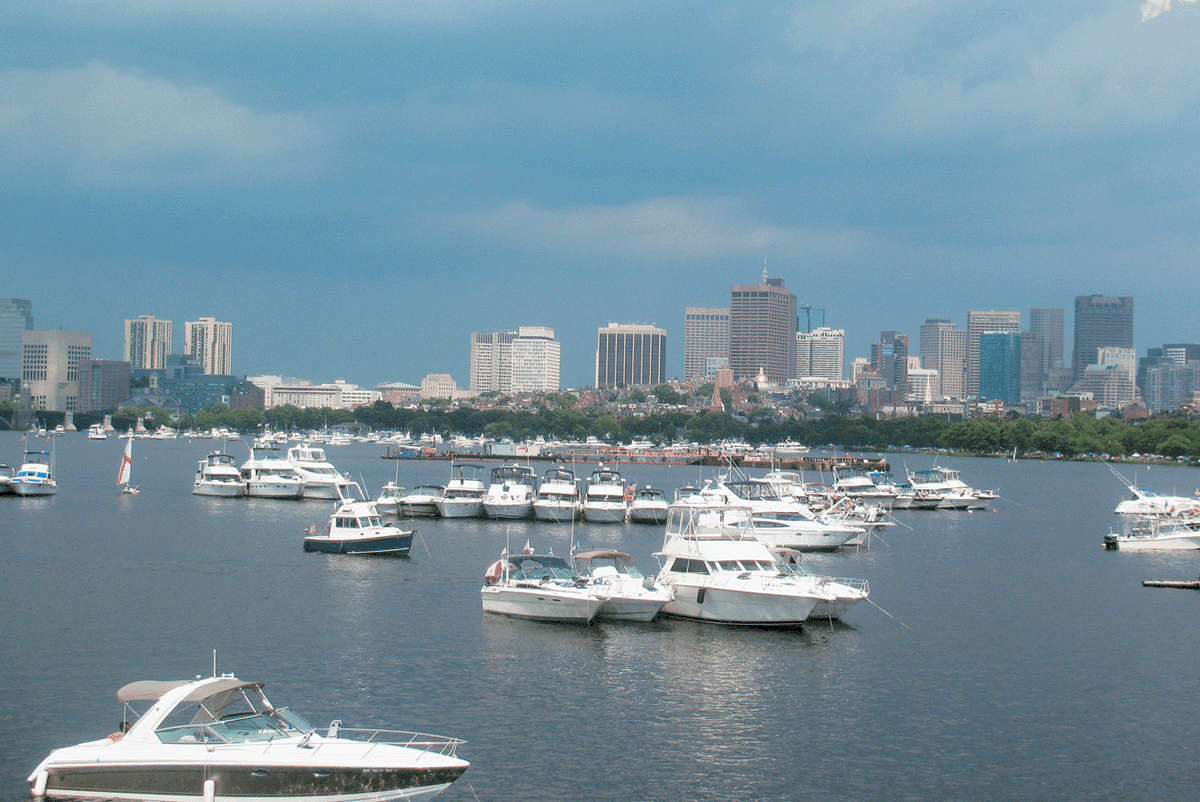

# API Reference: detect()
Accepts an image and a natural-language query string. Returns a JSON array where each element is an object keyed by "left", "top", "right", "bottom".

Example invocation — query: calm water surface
[{"left": 3, "top": 433, "right": 1200, "bottom": 801}]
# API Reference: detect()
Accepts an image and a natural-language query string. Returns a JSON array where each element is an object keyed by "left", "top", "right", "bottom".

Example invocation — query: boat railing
[{"left": 323, "top": 727, "right": 466, "bottom": 757}]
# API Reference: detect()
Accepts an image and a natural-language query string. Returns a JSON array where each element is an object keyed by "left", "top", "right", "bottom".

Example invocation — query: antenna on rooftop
[{"left": 762, "top": 257, "right": 768, "bottom": 283}]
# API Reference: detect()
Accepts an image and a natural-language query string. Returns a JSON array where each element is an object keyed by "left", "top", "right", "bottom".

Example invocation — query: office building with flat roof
[
  {"left": 1029, "top": 308, "right": 1064, "bottom": 374},
  {"left": 919, "top": 318, "right": 967, "bottom": 399},
  {"left": 0, "top": 298, "right": 34, "bottom": 382},
  {"left": 797, "top": 327, "right": 845, "bottom": 380},
  {"left": 967, "top": 311, "right": 1020, "bottom": 397},
  {"left": 22, "top": 329, "right": 92, "bottom": 412},
  {"left": 684, "top": 307, "right": 730, "bottom": 380},
  {"left": 1073, "top": 295, "right": 1133, "bottom": 381},
  {"left": 470, "top": 327, "right": 560, "bottom": 393},
  {"left": 595, "top": 323, "right": 666, "bottom": 388},
  {"left": 729, "top": 273, "right": 796, "bottom": 385},
  {"left": 979, "top": 331, "right": 1022, "bottom": 405}
]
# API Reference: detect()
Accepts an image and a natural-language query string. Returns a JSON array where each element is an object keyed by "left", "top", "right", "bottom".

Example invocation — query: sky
[{"left": 4, "top": 0, "right": 1199, "bottom": 389}]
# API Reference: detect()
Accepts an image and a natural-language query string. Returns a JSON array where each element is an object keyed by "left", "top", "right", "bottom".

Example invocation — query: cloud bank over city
[{"left": 4, "top": 1, "right": 1198, "bottom": 387}]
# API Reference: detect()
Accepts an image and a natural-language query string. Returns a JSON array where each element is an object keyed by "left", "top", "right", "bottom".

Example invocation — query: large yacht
[
  {"left": 240, "top": 440, "right": 305, "bottom": 499},
  {"left": 286, "top": 443, "right": 352, "bottom": 500},
  {"left": 581, "top": 464, "right": 629, "bottom": 523},
  {"left": 434, "top": 463, "right": 486, "bottom": 518},
  {"left": 699, "top": 480, "right": 862, "bottom": 551},
  {"left": 532, "top": 467, "right": 581, "bottom": 522},
  {"left": 653, "top": 499, "right": 835, "bottom": 626},
  {"left": 481, "top": 465, "right": 536, "bottom": 519},
  {"left": 192, "top": 452, "right": 246, "bottom": 497},
  {"left": 28, "top": 674, "right": 469, "bottom": 802}
]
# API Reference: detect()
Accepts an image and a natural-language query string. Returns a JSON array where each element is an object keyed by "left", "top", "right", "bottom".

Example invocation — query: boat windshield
[{"left": 154, "top": 688, "right": 316, "bottom": 745}]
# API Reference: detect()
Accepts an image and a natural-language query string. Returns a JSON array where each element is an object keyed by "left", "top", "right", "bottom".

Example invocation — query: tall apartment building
[
  {"left": 919, "top": 318, "right": 968, "bottom": 399},
  {"left": 22, "top": 329, "right": 92, "bottom": 412},
  {"left": 684, "top": 307, "right": 730, "bottom": 380},
  {"left": 729, "top": 274, "right": 796, "bottom": 385},
  {"left": 796, "top": 327, "right": 845, "bottom": 380},
  {"left": 470, "top": 327, "right": 560, "bottom": 393},
  {"left": 124, "top": 314, "right": 173, "bottom": 370},
  {"left": 1073, "top": 295, "right": 1133, "bottom": 381},
  {"left": 1028, "top": 308, "right": 1064, "bottom": 375},
  {"left": 184, "top": 317, "right": 233, "bottom": 376},
  {"left": 0, "top": 298, "right": 34, "bottom": 381},
  {"left": 967, "top": 311, "right": 1020, "bottom": 397},
  {"left": 595, "top": 323, "right": 666, "bottom": 388}
]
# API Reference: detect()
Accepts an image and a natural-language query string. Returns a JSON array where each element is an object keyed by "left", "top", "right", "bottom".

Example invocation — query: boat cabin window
[
  {"left": 718, "top": 561, "right": 742, "bottom": 571},
  {"left": 668, "top": 558, "right": 709, "bottom": 574},
  {"left": 154, "top": 688, "right": 313, "bottom": 745}
]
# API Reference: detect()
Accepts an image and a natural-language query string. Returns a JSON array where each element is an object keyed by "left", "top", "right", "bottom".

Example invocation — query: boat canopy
[
  {"left": 572, "top": 549, "right": 631, "bottom": 561},
  {"left": 118, "top": 678, "right": 263, "bottom": 704}
]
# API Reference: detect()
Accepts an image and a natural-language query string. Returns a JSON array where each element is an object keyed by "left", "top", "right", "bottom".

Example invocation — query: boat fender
[
  {"left": 33, "top": 771, "right": 48, "bottom": 796},
  {"left": 697, "top": 587, "right": 706, "bottom": 604},
  {"left": 203, "top": 779, "right": 215, "bottom": 802}
]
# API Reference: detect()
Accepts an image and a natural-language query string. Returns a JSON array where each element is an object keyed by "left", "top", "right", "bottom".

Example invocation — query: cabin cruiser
[
  {"left": 305, "top": 483, "right": 413, "bottom": 556},
  {"left": 192, "top": 453, "right": 246, "bottom": 497},
  {"left": 374, "top": 482, "right": 405, "bottom": 516},
  {"left": 481, "top": 545, "right": 604, "bottom": 623},
  {"left": 286, "top": 443, "right": 352, "bottom": 500},
  {"left": 1103, "top": 516, "right": 1200, "bottom": 551},
  {"left": 697, "top": 480, "right": 862, "bottom": 552},
  {"left": 572, "top": 549, "right": 672, "bottom": 621},
  {"left": 533, "top": 467, "right": 581, "bottom": 522},
  {"left": 396, "top": 485, "right": 445, "bottom": 518},
  {"left": 27, "top": 674, "right": 468, "bottom": 802},
  {"left": 240, "top": 440, "right": 305, "bottom": 499},
  {"left": 581, "top": 465, "right": 629, "bottom": 523},
  {"left": 1113, "top": 485, "right": 1200, "bottom": 517},
  {"left": 481, "top": 465, "right": 536, "bottom": 519},
  {"left": 0, "top": 463, "right": 14, "bottom": 495},
  {"left": 87, "top": 423, "right": 108, "bottom": 440},
  {"left": 12, "top": 450, "right": 56, "bottom": 496},
  {"left": 628, "top": 486, "right": 669, "bottom": 524},
  {"left": 434, "top": 463, "right": 486, "bottom": 518},
  {"left": 830, "top": 466, "right": 900, "bottom": 507},
  {"left": 770, "top": 548, "right": 871, "bottom": 620},
  {"left": 653, "top": 500, "right": 833, "bottom": 626},
  {"left": 906, "top": 467, "right": 994, "bottom": 511}
]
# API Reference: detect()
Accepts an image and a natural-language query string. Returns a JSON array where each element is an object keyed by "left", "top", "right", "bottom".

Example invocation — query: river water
[{"left": 2, "top": 433, "right": 1200, "bottom": 801}]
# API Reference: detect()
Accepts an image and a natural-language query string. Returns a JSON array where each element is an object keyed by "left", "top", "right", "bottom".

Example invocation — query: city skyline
[{"left": 4, "top": 4, "right": 1198, "bottom": 387}]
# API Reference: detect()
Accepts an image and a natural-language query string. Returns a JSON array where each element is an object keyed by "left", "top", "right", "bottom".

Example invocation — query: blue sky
[{"left": 4, "top": 1, "right": 1198, "bottom": 388}]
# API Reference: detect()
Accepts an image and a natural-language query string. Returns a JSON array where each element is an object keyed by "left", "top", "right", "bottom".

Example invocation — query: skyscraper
[
  {"left": 0, "top": 298, "right": 34, "bottom": 381},
  {"left": 184, "top": 317, "right": 233, "bottom": 376},
  {"left": 1028, "top": 308, "right": 1064, "bottom": 374},
  {"left": 729, "top": 273, "right": 796, "bottom": 384},
  {"left": 22, "top": 329, "right": 92, "bottom": 412},
  {"left": 919, "top": 318, "right": 967, "bottom": 399},
  {"left": 595, "top": 323, "right": 666, "bottom": 388},
  {"left": 124, "top": 314, "right": 173, "bottom": 370},
  {"left": 796, "top": 327, "right": 845, "bottom": 380},
  {"left": 871, "top": 331, "right": 909, "bottom": 390},
  {"left": 470, "top": 327, "right": 561, "bottom": 393},
  {"left": 978, "top": 331, "right": 1022, "bottom": 404},
  {"left": 967, "top": 311, "right": 1020, "bottom": 397},
  {"left": 684, "top": 307, "right": 730, "bottom": 380},
  {"left": 1073, "top": 295, "right": 1133, "bottom": 381}
]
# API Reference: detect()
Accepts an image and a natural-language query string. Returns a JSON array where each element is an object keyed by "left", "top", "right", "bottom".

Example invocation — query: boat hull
[
  {"left": 533, "top": 502, "right": 579, "bottom": 522},
  {"left": 305, "top": 531, "right": 413, "bottom": 556},
  {"left": 582, "top": 503, "right": 627, "bottom": 523},
  {"left": 246, "top": 481, "right": 305, "bottom": 499},
  {"left": 628, "top": 506, "right": 668, "bottom": 524},
  {"left": 658, "top": 582, "right": 820, "bottom": 626},
  {"left": 35, "top": 763, "right": 465, "bottom": 802},
  {"left": 435, "top": 499, "right": 483, "bottom": 518},
  {"left": 13, "top": 480, "right": 56, "bottom": 496},
  {"left": 480, "top": 586, "right": 602, "bottom": 623},
  {"left": 192, "top": 481, "right": 245, "bottom": 498},
  {"left": 481, "top": 502, "right": 533, "bottom": 520}
]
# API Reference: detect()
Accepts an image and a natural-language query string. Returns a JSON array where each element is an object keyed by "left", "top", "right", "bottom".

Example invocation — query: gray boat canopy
[{"left": 118, "top": 678, "right": 263, "bottom": 703}]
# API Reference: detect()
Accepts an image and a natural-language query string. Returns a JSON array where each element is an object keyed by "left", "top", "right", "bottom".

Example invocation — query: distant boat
[
  {"left": 12, "top": 449, "right": 57, "bottom": 497},
  {"left": 117, "top": 435, "right": 139, "bottom": 495}
]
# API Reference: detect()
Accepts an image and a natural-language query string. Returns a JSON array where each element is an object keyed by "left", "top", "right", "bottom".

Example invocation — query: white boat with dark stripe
[{"left": 27, "top": 674, "right": 469, "bottom": 802}]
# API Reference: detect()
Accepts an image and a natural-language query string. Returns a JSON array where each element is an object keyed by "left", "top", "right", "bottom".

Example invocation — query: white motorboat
[
  {"left": 770, "top": 548, "right": 871, "bottom": 620},
  {"left": 653, "top": 499, "right": 832, "bottom": 626},
  {"left": 480, "top": 546, "right": 604, "bottom": 624},
  {"left": 374, "top": 482, "right": 405, "bottom": 516},
  {"left": 572, "top": 549, "right": 672, "bottom": 621},
  {"left": 628, "top": 486, "right": 669, "bottom": 524},
  {"left": 240, "top": 440, "right": 305, "bottom": 499},
  {"left": 830, "top": 466, "right": 900, "bottom": 507},
  {"left": 193, "top": 452, "right": 246, "bottom": 497},
  {"left": 12, "top": 450, "right": 57, "bottom": 496},
  {"left": 305, "top": 483, "right": 414, "bottom": 556},
  {"left": 397, "top": 485, "right": 445, "bottom": 518},
  {"left": 434, "top": 464, "right": 486, "bottom": 518},
  {"left": 532, "top": 467, "right": 581, "bottom": 522},
  {"left": 581, "top": 464, "right": 629, "bottom": 523},
  {"left": 701, "top": 480, "right": 862, "bottom": 552},
  {"left": 27, "top": 674, "right": 469, "bottom": 802},
  {"left": 0, "top": 463, "right": 14, "bottom": 495},
  {"left": 286, "top": 443, "right": 352, "bottom": 500},
  {"left": 1103, "top": 517, "right": 1200, "bottom": 551},
  {"left": 481, "top": 465, "right": 536, "bottom": 519},
  {"left": 86, "top": 423, "right": 108, "bottom": 440},
  {"left": 907, "top": 467, "right": 994, "bottom": 511},
  {"left": 1113, "top": 485, "right": 1200, "bottom": 517}
]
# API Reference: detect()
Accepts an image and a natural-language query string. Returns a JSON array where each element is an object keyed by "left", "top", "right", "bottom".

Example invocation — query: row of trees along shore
[{"left": 38, "top": 399, "right": 1199, "bottom": 460}]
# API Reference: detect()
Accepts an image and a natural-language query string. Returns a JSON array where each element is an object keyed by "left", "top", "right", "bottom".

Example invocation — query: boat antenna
[{"left": 212, "top": 649, "right": 217, "bottom": 678}]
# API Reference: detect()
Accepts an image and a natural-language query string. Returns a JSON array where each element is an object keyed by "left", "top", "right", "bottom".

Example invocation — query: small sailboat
[{"left": 117, "top": 435, "right": 139, "bottom": 495}]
